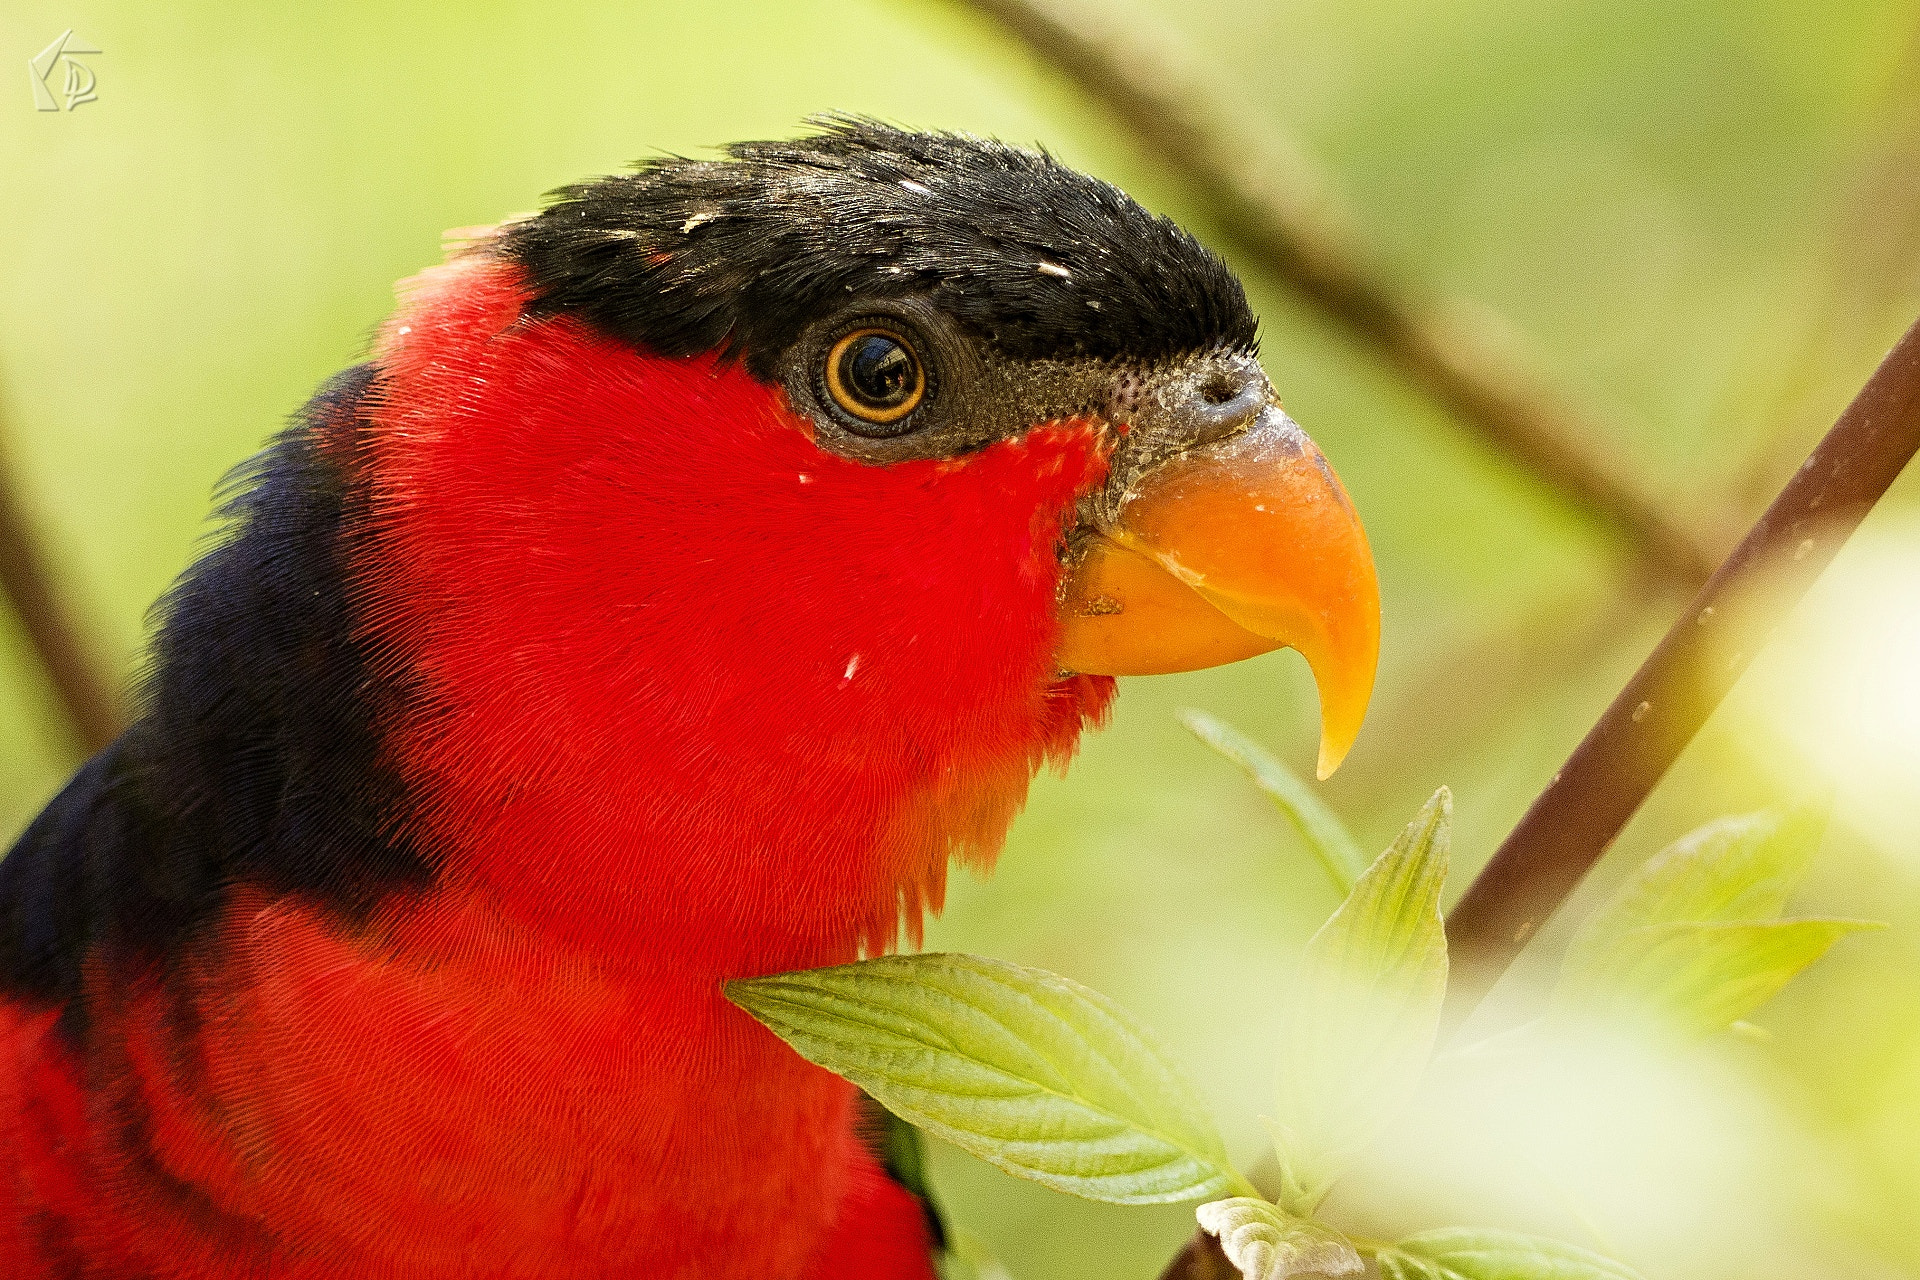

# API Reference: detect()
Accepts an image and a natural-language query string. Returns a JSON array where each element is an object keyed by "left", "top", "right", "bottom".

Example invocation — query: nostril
[
  {"left": 1198, "top": 371, "right": 1241, "bottom": 406},
  {"left": 1187, "top": 370, "right": 1266, "bottom": 442}
]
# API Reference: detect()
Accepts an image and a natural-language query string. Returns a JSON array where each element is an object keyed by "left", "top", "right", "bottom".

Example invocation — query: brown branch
[
  {"left": 955, "top": 0, "right": 1725, "bottom": 586},
  {"left": 1157, "top": 1233, "right": 1243, "bottom": 1280},
  {"left": 0, "top": 381, "right": 123, "bottom": 756},
  {"left": 1441, "top": 312, "right": 1920, "bottom": 1027},
  {"left": 1721, "top": 19, "right": 1920, "bottom": 513},
  {"left": 1150, "top": 310, "right": 1920, "bottom": 1280}
]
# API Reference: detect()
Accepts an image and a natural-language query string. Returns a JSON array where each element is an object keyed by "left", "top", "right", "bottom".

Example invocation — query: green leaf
[
  {"left": 727, "top": 953, "right": 1253, "bottom": 1205},
  {"left": 1271, "top": 789, "right": 1451, "bottom": 1210},
  {"left": 1563, "top": 807, "right": 1824, "bottom": 979},
  {"left": 1181, "top": 710, "right": 1367, "bottom": 895},
  {"left": 1554, "top": 917, "right": 1881, "bottom": 1034},
  {"left": 1554, "top": 805, "right": 1878, "bottom": 1034},
  {"left": 1374, "top": 1228, "right": 1644, "bottom": 1280},
  {"left": 1194, "top": 1197, "right": 1362, "bottom": 1279}
]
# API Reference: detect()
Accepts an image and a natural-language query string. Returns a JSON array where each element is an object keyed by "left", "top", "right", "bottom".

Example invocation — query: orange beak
[{"left": 1057, "top": 411, "right": 1380, "bottom": 779}]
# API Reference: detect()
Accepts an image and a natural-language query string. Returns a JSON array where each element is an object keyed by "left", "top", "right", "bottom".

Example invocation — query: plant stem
[
  {"left": 0, "top": 378, "right": 122, "bottom": 756},
  {"left": 953, "top": 0, "right": 1725, "bottom": 587},
  {"left": 1441, "top": 314, "right": 1920, "bottom": 1030},
  {"left": 1155, "top": 314, "right": 1920, "bottom": 1280},
  {"left": 1180, "top": 710, "right": 1365, "bottom": 895},
  {"left": 1158, "top": 1231, "right": 1245, "bottom": 1280}
]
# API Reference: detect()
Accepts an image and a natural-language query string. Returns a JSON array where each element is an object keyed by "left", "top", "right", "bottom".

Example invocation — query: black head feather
[
  {"left": 1, "top": 127, "right": 1262, "bottom": 1029},
  {"left": 499, "top": 118, "right": 1257, "bottom": 378}
]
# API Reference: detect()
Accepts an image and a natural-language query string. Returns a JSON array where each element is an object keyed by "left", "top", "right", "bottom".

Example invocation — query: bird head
[{"left": 354, "top": 121, "right": 1379, "bottom": 965}]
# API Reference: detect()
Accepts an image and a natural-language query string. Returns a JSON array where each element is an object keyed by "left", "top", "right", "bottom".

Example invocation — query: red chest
[{"left": 8, "top": 884, "right": 864, "bottom": 1277}]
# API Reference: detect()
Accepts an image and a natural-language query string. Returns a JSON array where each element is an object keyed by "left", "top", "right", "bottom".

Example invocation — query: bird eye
[{"left": 824, "top": 328, "right": 926, "bottom": 431}]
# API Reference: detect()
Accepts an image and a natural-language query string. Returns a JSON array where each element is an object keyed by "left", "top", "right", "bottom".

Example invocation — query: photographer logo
[{"left": 29, "top": 30, "right": 100, "bottom": 111}]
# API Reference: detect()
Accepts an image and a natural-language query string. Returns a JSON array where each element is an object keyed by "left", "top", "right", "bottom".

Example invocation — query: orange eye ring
[{"left": 824, "top": 328, "right": 926, "bottom": 427}]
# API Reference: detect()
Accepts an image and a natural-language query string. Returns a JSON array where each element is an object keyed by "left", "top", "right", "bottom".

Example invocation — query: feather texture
[
  {"left": 0, "top": 122, "right": 1272, "bottom": 1275},
  {"left": 0, "top": 249, "right": 1114, "bottom": 1276}
]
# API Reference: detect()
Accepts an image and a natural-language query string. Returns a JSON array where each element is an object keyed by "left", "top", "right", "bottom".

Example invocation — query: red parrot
[{"left": 0, "top": 121, "right": 1379, "bottom": 1277}]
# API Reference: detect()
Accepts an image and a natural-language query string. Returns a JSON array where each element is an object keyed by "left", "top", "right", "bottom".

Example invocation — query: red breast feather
[
  {"left": 364, "top": 249, "right": 1116, "bottom": 968},
  {"left": 3, "top": 118, "right": 1282, "bottom": 1278},
  {"left": 0, "top": 245, "right": 1115, "bottom": 1279}
]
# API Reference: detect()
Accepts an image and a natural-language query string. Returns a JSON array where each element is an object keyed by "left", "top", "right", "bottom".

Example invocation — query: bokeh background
[{"left": 5, "top": 1, "right": 1920, "bottom": 1276}]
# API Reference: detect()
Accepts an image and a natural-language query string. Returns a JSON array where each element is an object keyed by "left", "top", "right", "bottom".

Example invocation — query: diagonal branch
[
  {"left": 955, "top": 0, "right": 1725, "bottom": 586},
  {"left": 1149, "top": 309, "right": 1920, "bottom": 1280},
  {"left": 0, "top": 380, "right": 123, "bottom": 756},
  {"left": 1439, "top": 312, "right": 1920, "bottom": 1026},
  {"left": 1720, "top": 20, "right": 1920, "bottom": 512}
]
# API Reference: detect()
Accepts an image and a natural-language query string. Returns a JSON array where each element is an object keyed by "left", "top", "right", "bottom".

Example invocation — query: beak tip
[
  {"left": 1310, "top": 667, "right": 1373, "bottom": 781},
  {"left": 1314, "top": 735, "right": 1346, "bottom": 782},
  {"left": 1055, "top": 413, "right": 1381, "bottom": 781}
]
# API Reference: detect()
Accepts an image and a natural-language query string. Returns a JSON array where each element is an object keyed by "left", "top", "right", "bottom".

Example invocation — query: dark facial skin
[
  {"left": 0, "top": 123, "right": 1303, "bottom": 1051},
  {"left": 499, "top": 116, "right": 1276, "bottom": 545}
]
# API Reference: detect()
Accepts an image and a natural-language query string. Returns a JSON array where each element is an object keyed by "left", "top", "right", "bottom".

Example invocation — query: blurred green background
[{"left": 5, "top": 1, "right": 1920, "bottom": 1276}]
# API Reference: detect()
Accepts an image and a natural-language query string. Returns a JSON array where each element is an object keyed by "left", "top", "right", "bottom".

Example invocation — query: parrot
[{"left": 0, "top": 120, "right": 1379, "bottom": 1278}]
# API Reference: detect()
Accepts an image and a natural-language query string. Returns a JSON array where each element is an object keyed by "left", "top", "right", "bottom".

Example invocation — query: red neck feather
[{"left": 357, "top": 253, "right": 1115, "bottom": 976}]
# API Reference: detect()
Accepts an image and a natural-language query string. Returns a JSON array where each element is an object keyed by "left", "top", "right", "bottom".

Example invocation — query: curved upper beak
[{"left": 1057, "top": 407, "right": 1380, "bottom": 779}]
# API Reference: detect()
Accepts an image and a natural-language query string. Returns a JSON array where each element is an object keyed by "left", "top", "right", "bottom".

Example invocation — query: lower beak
[{"left": 1057, "top": 409, "right": 1380, "bottom": 779}]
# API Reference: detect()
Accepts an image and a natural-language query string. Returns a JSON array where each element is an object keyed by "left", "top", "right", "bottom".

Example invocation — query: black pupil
[{"left": 843, "top": 334, "right": 915, "bottom": 409}]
